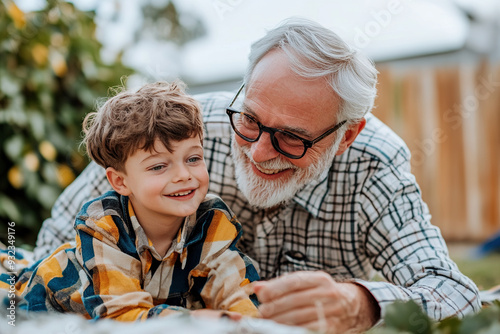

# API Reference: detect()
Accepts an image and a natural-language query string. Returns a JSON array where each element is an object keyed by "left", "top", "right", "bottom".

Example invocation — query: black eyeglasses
[{"left": 226, "top": 84, "right": 347, "bottom": 159}]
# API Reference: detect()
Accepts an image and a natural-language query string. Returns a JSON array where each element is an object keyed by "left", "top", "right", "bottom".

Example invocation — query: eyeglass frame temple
[
  {"left": 309, "top": 120, "right": 347, "bottom": 145},
  {"left": 229, "top": 83, "right": 245, "bottom": 107}
]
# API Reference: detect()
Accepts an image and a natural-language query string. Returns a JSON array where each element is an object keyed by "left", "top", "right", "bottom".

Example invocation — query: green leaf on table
[
  {"left": 436, "top": 316, "right": 461, "bottom": 334},
  {"left": 384, "top": 300, "right": 434, "bottom": 334},
  {"left": 477, "top": 323, "right": 500, "bottom": 334},
  {"left": 367, "top": 327, "right": 406, "bottom": 334},
  {"left": 458, "top": 304, "right": 500, "bottom": 334}
]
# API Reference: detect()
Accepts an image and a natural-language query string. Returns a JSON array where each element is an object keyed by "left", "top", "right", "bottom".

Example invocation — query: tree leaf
[
  {"left": 4, "top": 134, "right": 24, "bottom": 160},
  {"left": 37, "top": 184, "right": 61, "bottom": 209},
  {"left": 0, "top": 194, "right": 21, "bottom": 222},
  {"left": 28, "top": 111, "right": 46, "bottom": 140}
]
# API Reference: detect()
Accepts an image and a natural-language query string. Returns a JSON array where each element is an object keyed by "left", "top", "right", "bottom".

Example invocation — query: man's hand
[{"left": 253, "top": 271, "right": 380, "bottom": 333}]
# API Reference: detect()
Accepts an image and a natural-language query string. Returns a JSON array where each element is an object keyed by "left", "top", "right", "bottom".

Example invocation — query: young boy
[{"left": 1, "top": 81, "right": 259, "bottom": 320}]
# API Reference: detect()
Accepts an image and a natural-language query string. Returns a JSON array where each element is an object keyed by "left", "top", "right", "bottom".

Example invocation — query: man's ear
[
  {"left": 335, "top": 118, "right": 366, "bottom": 156},
  {"left": 106, "top": 167, "right": 131, "bottom": 196}
]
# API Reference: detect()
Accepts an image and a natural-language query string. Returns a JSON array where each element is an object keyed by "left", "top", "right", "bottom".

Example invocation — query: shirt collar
[
  {"left": 292, "top": 167, "right": 331, "bottom": 218},
  {"left": 128, "top": 200, "right": 197, "bottom": 269}
]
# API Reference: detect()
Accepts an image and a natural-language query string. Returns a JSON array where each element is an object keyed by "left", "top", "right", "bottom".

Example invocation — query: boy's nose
[{"left": 172, "top": 164, "right": 191, "bottom": 182}]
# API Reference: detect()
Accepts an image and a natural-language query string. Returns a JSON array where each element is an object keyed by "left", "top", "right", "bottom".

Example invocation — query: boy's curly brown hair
[{"left": 82, "top": 81, "right": 203, "bottom": 172}]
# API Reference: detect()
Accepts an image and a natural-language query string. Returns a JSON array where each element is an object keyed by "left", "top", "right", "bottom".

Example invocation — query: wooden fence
[{"left": 373, "top": 60, "right": 500, "bottom": 241}]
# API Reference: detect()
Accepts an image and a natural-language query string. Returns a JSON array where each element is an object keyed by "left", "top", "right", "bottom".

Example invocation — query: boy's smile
[{"left": 166, "top": 189, "right": 196, "bottom": 198}]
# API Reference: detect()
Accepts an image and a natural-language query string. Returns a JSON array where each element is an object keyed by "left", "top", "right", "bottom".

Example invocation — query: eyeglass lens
[{"left": 230, "top": 112, "right": 306, "bottom": 158}]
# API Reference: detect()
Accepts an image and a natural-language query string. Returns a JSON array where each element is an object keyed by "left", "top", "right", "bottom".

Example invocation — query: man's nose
[{"left": 250, "top": 132, "right": 280, "bottom": 163}]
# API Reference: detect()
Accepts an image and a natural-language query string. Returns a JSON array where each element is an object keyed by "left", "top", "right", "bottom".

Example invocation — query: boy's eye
[
  {"left": 150, "top": 165, "right": 165, "bottom": 171},
  {"left": 187, "top": 156, "right": 202, "bottom": 163}
]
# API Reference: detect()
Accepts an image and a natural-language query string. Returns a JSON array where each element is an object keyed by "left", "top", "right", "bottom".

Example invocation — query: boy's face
[{"left": 117, "top": 136, "right": 209, "bottom": 227}]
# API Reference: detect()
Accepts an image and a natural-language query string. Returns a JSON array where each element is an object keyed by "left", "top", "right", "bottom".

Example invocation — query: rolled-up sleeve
[{"left": 356, "top": 162, "right": 481, "bottom": 320}]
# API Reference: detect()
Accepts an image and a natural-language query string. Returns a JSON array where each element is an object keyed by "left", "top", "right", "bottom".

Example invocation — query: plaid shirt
[
  {"left": 34, "top": 91, "right": 480, "bottom": 320},
  {"left": 5, "top": 191, "right": 258, "bottom": 320}
]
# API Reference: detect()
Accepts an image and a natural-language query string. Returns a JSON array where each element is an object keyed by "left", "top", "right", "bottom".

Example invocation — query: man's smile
[
  {"left": 254, "top": 163, "right": 288, "bottom": 175},
  {"left": 250, "top": 161, "right": 293, "bottom": 180}
]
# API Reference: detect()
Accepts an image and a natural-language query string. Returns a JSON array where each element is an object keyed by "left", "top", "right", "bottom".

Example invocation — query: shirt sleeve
[
  {"left": 355, "top": 158, "right": 481, "bottom": 321},
  {"left": 76, "top": 214, "right": 185, "bottom": 321},
  {"left": 190, "top": 210, "right": 260, "bottom": 317},
  {"left": 34, "top": 162, "right": 111, "bottom": 262}
]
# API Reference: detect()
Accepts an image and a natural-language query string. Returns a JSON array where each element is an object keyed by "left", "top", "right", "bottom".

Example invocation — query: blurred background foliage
[
  {"left": 0, "top": 0, "right": 203, "bottom": 247},
  {"left": 0, "top": 0, "right": 132, "bottom": 246}
]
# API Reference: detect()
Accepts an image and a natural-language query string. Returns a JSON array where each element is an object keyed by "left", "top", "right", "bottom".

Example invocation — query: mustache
[{"left": 240, "top": 145, "right": 298, "bottom": 171}]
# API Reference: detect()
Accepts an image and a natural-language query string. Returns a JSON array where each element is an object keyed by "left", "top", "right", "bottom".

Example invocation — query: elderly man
[{"left": 34, "top": 18, "right": 480, "bottom": 332}]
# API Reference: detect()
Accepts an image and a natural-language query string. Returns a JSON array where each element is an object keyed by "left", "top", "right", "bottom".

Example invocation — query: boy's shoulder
[
  {"left": 77, "top": 190, "right": 124, "bottom": 221},
  {"left": 74, "top": 190, "right": 136, "bottom": 246},
  {"left": 196, "top": 194, "right": 240, "bottom": 228},
  {"left": 197, "top": 194, "right": 233, "bottom": 215},
  {"left": 187, "top": 194, "right": 242, "bottom": 245}
]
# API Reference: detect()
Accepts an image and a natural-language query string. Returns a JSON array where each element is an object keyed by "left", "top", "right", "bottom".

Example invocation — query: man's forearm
[{"left": 354, "top": 276, "right": 481, "bottom": 321}]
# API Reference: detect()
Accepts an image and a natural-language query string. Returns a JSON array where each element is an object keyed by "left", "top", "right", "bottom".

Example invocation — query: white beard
[{"left": 231, "top": 133, "right": 343, "bottom": 209}]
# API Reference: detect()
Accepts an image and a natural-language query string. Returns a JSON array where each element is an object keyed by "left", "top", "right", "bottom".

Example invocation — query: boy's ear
[{"left": 106, "top": 167, "right": 131, "bottom": 196}]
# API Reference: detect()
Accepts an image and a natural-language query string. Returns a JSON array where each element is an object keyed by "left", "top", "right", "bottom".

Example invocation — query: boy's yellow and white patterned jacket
[{"left": 0, "top": 191, "right": 259, "bottom": 320}]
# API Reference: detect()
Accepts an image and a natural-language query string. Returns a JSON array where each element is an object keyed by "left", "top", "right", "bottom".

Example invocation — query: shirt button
[{"left": 284, "top": 250, "right": 308, "bottom": 261}]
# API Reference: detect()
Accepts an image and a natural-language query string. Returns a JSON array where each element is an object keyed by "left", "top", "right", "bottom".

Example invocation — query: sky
[{"left": 14, "top": 0, "right": 500, "bottom": 87}]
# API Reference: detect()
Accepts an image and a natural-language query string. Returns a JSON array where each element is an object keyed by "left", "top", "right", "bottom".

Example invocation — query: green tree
[{"left": 0, "top": 0, "right": 133, "bottom": 247}]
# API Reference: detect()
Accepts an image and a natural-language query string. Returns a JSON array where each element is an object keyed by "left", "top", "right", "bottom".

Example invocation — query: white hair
[{"left": 244, "top": 17, "right": 378, "bottom": 125}]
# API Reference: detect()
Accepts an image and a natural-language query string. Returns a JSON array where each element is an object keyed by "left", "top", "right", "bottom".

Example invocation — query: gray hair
[{"left": 244, "top": 17, "right": 378, "bottom": 125}]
